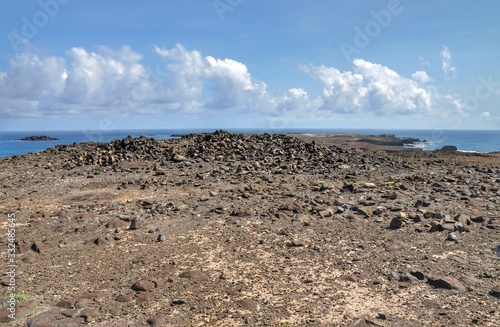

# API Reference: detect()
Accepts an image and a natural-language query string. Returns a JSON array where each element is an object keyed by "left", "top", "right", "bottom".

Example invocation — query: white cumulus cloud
[
  {"left": 412, "top": 71, "right": 433, "bottom": 83},
  {"left": 0, "top": 43, "right": 465, "bottom": 125},
  {"left": 301, "top": 59, "right": 433, "bottom": 115},
  {"left": 441, "top": 46, "right": 457, "bottom": 79},
  {"left": 154, "top": 44, "right": 270, "bottom": 111}
]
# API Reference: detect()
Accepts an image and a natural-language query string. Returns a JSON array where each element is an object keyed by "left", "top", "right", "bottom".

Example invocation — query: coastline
[
  {"left": 2, "top": 129, "right": 500, "bottom": 158},
  {"left": 287, "top": 133, "right": 425, "bottom": 152}
]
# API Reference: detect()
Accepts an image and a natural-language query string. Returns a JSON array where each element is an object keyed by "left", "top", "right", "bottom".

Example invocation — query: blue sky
[{"left": 0, "top": 0, "right": 499, "bottom": 131}]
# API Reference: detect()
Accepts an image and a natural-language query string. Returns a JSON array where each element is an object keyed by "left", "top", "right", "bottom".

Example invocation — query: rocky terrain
[{"left": 0, "top": 130, "right": 499, "bottom": 326}]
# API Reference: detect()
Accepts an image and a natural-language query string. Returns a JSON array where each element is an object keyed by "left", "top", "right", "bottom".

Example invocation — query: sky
[{"left": 0, "top": 0, "right": 499, "bottom": 131}]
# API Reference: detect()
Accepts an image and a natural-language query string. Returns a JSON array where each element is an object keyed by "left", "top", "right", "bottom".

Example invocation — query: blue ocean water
[{"left": 0, "top": 129, "right": 499, "bottom": 158}]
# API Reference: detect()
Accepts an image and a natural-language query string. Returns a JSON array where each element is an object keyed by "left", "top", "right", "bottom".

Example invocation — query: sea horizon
[{"left": 1, "top": 128, "right": 499, "bottom": 159}]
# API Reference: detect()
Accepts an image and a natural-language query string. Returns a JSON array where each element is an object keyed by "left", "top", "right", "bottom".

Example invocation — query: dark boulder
[{"left": 440, "top": 145, "right": 458, "bottom": 151}]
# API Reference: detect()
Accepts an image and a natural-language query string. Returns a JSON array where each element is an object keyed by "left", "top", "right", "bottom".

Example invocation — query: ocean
[{"left": 0, "top": 129, "right": 499, "bottom": 159}]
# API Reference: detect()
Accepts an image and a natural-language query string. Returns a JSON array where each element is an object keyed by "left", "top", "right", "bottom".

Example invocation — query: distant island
[{"left": 17, "top": 135, "right": 59, "bottom": 141}]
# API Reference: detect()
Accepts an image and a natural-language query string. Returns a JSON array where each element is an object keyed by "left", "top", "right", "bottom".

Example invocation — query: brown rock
[
  {"left": 16, "top": 240, "right": 30, "bottom": 254},
  {"left": 106, "top": 218, "right": 128, "bottom": 229},
  {"left": 31, "top": 241, "right": 52, "bottom": 253},
  {"left": 93, "top": 237, "right": 110, "bottom": 246},
  {"left": 339, "top": 275, "right": 359, "bottom": 282},
  {"left": 290, "top": 239, "right": 305, "bottom": 247},
  {"left": 179, "top": 270, "right": 202, "bottom": 279},
  {"left": 0, "top": 308, "right": 12, "bottom": 323},
  {"left": 427, "top": 276, "right": 466, "bottom": 292},
  {"left": 28, "top": 309, "right": 86, "bottom": 327},
  {"left": 147, "top": 313, "right": 167, "bottom": 326},
  {"left": 430, "top": 220, "right": 444, "bottom": 232},
  {"left": 460, "top": 276, "right": 482, "bottom": 286},
  {"left": 57, "top": 298, "right": 77, "bottom": 309},
  {"left": 131, "top": 279, "right": 156, "bottom": 292},
  {"left": 385, "top": 242, "right": 403, "bottom": 252},
  {"left": 116, "top": 294, "right": 133, "bottom": 302},
  {"left": 357, "top": 206, "right": 373, "bottom": 217},
  {"left": 230, "top": 208, "right": 254, "bottom": 217},
  {"left": 235, "top": 298, "right": 258, "bottom": 310},
  {"left": 136, "top": 291, "right": 154, "bottom": 303},
  {"left": 172, "top": 154, "right": 187, "bottom": 162}
]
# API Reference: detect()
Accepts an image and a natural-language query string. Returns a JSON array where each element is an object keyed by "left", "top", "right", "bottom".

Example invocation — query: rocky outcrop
[
  {"left": 357, "top": 134, "right": 424, "bottom": 147},
  {"left": 18, "top": 135, "right": 59, "bottom": 141},
  {"left": 440, "top": 145, "right": 458, "bottom": 151}
]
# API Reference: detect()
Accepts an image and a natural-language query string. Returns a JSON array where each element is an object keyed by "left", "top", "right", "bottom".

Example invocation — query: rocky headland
[
  {"left": 0, "top": 131, "right": 498, "bottom": 326},
  {"left": 17, "top": 136, "right": 59, "bottom": 141}
]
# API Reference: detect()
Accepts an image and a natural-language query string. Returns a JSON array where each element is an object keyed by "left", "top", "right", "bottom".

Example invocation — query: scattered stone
[
  {"left": 339, "top": 275, "right": 359, "bottom": 282},
  {"left": 288, "top": 239, "right": 305, "bottom": 247},
  {"left": 430, "top": 220, "right": 444, "bottom": 232},
  {"left": 356, "top": 206, "right": 373, "bottom": 217},
  {"left": 471, "top": 216, "right": 485, "bottom": 223},
  {"left": 427, "top": 276, "right": 466, "bottom": 292},
  {"left": 493, "top": 245, "right": 500, "bottom": 256},
  {"left": 230, "top": 208, "right": 254, "bottom": 217},
  {"left": 235, "top": 299, "right": 257, "bottom": 310},
  {"left": 460, "top": 276, "right": 482, "bottom": 286},
  {"left": 423, "top": 299, "right": 442, "bottom": 309},
  {"left": 93, "top": 237, "right": 110, "bottom": 246},
  {"left": 131, "top": 279, "right": 156, "bottom": 292},
  {"left": 389, "top": 217, "right": 403, "bottom": 229},
  {"left": 179, "top": 270, "right": 202, "bottom": 279},
  {"left": 136, "top": 292, "right": 154, "bottom": 303},
  {"left": 31, "top": 241, "right": 53, "bottom": 253},
  {"left": 490, "top": 285, "right": 500, "bottom": 298},
  {"left": 385, "top": 242, "right": 403, "bottom": 252},
  {"left": 28, "top": 309, "right": 86, "bottom": 326},
  {"left": 2, "top": 130, "right": 498, "bottom": 326},
  {"left": 319, "top": 208, "right": 334, "bottom": 218},
  {"left": 147, "top": 314, "right": 167, "bottom": 326},
  {"left": 129, "top": 219, "right": 138, "bottom": 230},
  {"left": 171, "top": 299, "right": 187, "bottom": 305},
  {"left": 116, "top": 294, "right": 133, "bottom": 302},
  {"left": 172, "top": 154, "right": 187, "bottom": 162},
  {"left": 446, "top": 232, "right": 459, "bottom": 242},
  {"left": 409, "top": 271, "right": 425, "bottom": 280}
]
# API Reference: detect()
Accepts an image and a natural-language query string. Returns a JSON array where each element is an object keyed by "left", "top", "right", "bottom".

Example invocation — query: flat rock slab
[
  {"left": 28, "top": 309, "right": 87, "bottom": 327},
  {"left": 427, "top": 276, "right": 467, "bottom": 292}
]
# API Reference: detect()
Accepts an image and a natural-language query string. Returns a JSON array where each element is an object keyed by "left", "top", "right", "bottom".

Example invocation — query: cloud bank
[{"left": 0, "top": 43, "right": 464, "bottom": 122}]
